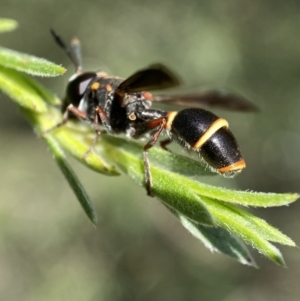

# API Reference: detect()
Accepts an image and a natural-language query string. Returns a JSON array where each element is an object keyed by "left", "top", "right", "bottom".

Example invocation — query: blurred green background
[{"left": 1, "top": 0, "right": 300, "bottom": 300}]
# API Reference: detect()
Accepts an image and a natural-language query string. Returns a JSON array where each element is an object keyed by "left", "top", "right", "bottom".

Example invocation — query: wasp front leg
[
  {"left": 43, "top": 104, "right": 89, "bottom": 135},
  {"left": 83, "top": 106, "right": 112, "bottom": 159},
  {"left": 43, "top": 104, "right": 100, "bottom": 160}
]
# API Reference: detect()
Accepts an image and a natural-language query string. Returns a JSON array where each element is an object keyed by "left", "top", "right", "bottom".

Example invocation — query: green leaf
[
  {"left": 92, "top": 135, "right": 297, "bottom": 265},
  {"left": 178, "top": 214, "right": 257, "bottom": 267},
  {"left": 222, "top": 203, "right": 294, "bottom": 245},
  {"left": 190, "top": 183, "right": 299, "bottom": 207},
  {"left": 96, "top": 136, "right": 215, "bottom": 225},
  {"left": 200, "top": 197, "right": 295, "bottom": 247},
  {"left": 55, "top": 127, "right": 120, "bottom": 176},
  {"left": 200, "top": 197, "right": 291, "bottom": 265},
  {"left": 148, "top": 146, "right": 215, "bottom": 176},
  {"left": 23, "top": 108, "right": 119, "bottom": 176},
  {"left": 44, "top": 134, "right": 97, "bottom": 225},
  {"left": 0, "top": 18, "right": 18, "bottom": 33},
  {"left": 105, "top": 139, "right": 297, "bottom": 207},
  {"left": 0, "top": 66, "right": 47, "bottom": 112},
  {"left": 0, "top": 47, "right": 66, "bottom": 77},
  {"left": 99, "top": 135, "right": 299, "bottom": 205}
]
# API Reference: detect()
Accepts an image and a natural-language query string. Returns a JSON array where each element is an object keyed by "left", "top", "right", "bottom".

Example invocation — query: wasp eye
[{"left": 66, "top": 72, "right": 97, "bottom": 107}]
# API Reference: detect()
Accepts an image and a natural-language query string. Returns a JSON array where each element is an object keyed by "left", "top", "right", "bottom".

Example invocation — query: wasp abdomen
[
  {"left": 169, "top": 108, "right": 245, "bottom": 175},
  {"left": 170, "top": 109, "right": 218, "bottom": 146}
]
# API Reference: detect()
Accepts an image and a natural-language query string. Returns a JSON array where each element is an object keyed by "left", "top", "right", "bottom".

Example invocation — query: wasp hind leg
[
  {"left": 160, "top": 138, "right": 173, "bottom": 151},
  {"left": 143, "top": 118, "right": 167, "bottom": 197}
]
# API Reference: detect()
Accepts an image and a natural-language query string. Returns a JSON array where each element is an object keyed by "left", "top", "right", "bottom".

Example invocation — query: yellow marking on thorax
[
  {"left": 193, "top": 118, "right": 229, "bottom": 149},
  {"left": 91, "top": 82, "right": 100, "bottom": 90},
  {"left": 106, "top": 84, "right": 112, "bottom": 91}
]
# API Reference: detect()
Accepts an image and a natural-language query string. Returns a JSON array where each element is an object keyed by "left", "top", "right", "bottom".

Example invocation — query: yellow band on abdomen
[{"left": 193, "top": 118, "right": 229, "bottom": 149}]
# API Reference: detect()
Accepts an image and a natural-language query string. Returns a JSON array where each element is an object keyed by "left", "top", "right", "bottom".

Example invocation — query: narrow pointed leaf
[
  {"left": 223, "top": 203, "right": 295, "bottom": 245},
  {"left": 179, "top": 214, "right": 257, "bottom": 266},
  {"left": 260, "top": 242, "right": 286, "bottom": 266},
  {"left": 96, "top": 136, "right": 214, "bottom": 176},
  {"left": 24, "top": 108, "right": 119, "bottom": 176},
  {"left": 0, "top": 19, "right": 18, "bottom": 33},
  {"left": 201, "top": 197, "right": 295, "bottom": 247},
  {"left": 56, "top": 127, "right": 120, "bottom": 176},
  {"left": 199, "top": 197, "right": 290, "bottom": 265},
  {"left": 0, "top": 66, "right": 47, "bottom": 112},
  {"left": 149, "top": 146, "right": 215, "bottom": 176},
  {"left": 0, "top": 47, "right": 66, "bottom": 77},
  {"left": 191, "top": 183, "right": 299, "bottom": 207},
  {"left": 44, "top": 135, "right": 97, "bottom": 225}
]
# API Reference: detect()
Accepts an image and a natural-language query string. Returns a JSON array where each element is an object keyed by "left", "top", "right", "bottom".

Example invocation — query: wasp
[{"left": 46, "top": 30, "right": 257, "bottom": 196}]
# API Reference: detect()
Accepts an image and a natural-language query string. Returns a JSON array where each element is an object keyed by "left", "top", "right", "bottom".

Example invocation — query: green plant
[{"left": 0, "top": 19, "right": 298, "bottom": 267}]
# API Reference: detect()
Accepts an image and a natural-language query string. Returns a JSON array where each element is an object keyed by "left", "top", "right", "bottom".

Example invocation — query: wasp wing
[
  {"left": 151, "top": 89, "right": 258, "bottom": 112},
  {"left": 116, "top": 64, "right": 181, "bottom": 93}
]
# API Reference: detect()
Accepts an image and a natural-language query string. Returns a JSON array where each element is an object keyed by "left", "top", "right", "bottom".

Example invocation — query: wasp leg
[
  {"left": 143, "top": 118, "right": 167, "bottom": 197},
  {"left": 82, "top": 106, "right": 112, "bottom": 159},
  {"left": 160, "top": 138, "right": 173, "bottom": 151},
  {"left": 95, "top": 106, "right": 112, "bottom": 133},
  {"left": 42, "top": 104, "right": 88, "bottom": 135},
  {"left": 82, "top": 109, "right": 101, "bottom": 160}
]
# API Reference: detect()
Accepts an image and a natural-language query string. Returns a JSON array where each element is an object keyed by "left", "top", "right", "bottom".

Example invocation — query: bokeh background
[{"left": 1, "top": 0, "right": 300, "bottom": 300}]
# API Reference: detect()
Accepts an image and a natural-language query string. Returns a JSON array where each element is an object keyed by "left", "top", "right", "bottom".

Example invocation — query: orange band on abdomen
[{"left": 217, "top": 159, "right": 246, "bottom": 173}]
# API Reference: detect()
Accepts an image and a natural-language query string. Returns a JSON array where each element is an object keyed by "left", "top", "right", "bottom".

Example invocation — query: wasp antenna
[
  {"left": 50, "top": 29, "right": 82, "bottom": 74},
  {"left": 70, "top": 37, "right": 83, "bottom": 74}
]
